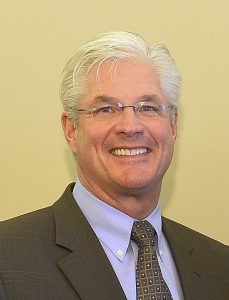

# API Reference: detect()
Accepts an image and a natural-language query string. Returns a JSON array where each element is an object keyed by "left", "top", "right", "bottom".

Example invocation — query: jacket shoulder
[
  {"left": 162, "top": 217, "right": 229, "bottom": 258},
  {"left": 0, "top": 183, "right": 75, "bottom": 241},
  {"left": 0, "top": 206, "right": 55, "bottom": 241}
]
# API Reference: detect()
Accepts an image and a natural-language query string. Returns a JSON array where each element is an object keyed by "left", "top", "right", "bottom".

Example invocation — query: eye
[
  {"left": 140, "top": 104, "right": 160, "bottom": 112},
  {"left": 96, "top": 105, "right": 117, "bottom": 113}
]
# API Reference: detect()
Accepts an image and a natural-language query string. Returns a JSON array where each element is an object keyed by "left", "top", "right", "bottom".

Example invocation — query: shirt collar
[
  {"left": 72, "top": 179, "right": 163, "bottom": 261},
  {"left": 144, "top": 206, "right": 163, "bottom": 260}
]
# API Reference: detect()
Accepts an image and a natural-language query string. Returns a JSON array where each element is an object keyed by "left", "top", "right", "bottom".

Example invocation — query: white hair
[{"left": 60, "top": 31, "right": 181, "bottom": 122}]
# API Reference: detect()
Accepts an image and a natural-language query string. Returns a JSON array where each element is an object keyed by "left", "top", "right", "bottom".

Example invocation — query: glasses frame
[{"left": 72, "top": 101, "right": 176, "bottom": 118}]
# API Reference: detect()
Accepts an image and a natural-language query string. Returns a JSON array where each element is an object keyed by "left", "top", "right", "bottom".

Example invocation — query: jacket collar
[
  {"left": 162, "top": 217, "right": 209, "bottom": 300},
  {"left": 53, "top": 183, "right": 127, "bottom": 300}
]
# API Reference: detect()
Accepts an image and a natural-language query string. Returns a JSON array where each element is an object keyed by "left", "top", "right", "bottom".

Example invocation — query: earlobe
[{"left": 61, "top": 112, "right": 77, "bottom": 153}]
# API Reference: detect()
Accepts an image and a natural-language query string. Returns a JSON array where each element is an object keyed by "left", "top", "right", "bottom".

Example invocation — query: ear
[
  {"left": 61, "top": 112, "right": 77, "bottom": 153},
  {"left": 171, "top": 111, "right": 178, "bottom": 140}
]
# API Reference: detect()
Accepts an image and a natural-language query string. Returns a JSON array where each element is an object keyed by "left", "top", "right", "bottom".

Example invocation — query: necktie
[{"left": 131, "top": 220, "right": 173, "bottom": 300}]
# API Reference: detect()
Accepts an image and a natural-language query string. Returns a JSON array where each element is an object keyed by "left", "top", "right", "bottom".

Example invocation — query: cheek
[
  {"left": 150, "top": 122, "right": 175, "bottom": 144},
  {"left": 75, "top": 125, "right": 103, "bottom": 156}
]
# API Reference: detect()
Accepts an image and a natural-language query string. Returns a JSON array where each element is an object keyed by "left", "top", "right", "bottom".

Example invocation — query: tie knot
[{"left": 131, "top": 220, "right": 156, "bottom": 247}]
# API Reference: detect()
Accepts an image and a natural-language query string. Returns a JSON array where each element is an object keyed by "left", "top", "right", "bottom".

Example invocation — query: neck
[{"left": 78, "top": 175, "right": 161, "bottom": 220}]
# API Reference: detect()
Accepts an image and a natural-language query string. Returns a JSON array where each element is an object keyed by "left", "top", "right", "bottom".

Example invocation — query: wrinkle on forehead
[{"left": 93, "top": 94, "right": 162, "bottom": 105}]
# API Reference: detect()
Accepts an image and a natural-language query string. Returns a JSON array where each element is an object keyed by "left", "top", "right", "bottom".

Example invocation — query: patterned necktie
[{"left": 131, "top": 220, "right": 173, "bottom": 300}]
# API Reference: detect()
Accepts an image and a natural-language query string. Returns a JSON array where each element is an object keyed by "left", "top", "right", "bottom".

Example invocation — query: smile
[{"left": 112, "top": 148, "right": 148, "bottom": 156}]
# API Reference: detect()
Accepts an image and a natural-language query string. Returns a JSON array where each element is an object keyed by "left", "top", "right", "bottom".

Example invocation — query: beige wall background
[{"left": 0, "top": 1, "right": 228, "bottom": 244}]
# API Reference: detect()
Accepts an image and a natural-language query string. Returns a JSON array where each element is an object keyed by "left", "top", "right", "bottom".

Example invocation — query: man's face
[{"left": 64, "top": 59, "right": 177, "bottom": 199}]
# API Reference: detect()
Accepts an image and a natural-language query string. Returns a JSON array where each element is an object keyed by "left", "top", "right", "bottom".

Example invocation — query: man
[{"left": 0, "top": 32, "right": 228, "bottom": 300}]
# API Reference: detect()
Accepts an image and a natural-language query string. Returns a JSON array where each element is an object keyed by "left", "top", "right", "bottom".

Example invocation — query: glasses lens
[
  {"left": 137, "top": 103, "right": 164, "bottom": 117},
  {"left": 91, "top": 103, "right": 120, "bottom": 116}
]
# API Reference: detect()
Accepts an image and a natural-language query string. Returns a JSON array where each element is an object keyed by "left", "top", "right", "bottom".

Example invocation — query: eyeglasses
[{"left": 72, "top": 101, "right": 176, "bottom": 120}]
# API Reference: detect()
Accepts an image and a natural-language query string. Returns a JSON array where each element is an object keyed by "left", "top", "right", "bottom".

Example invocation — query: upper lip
[{"left": 110, "top": 146, "right": 151, "bottom": 151}]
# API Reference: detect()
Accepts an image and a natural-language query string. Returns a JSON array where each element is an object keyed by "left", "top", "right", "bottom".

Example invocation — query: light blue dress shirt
[{"left": 73, "top": 179, "right": 184, "bottom": 300}]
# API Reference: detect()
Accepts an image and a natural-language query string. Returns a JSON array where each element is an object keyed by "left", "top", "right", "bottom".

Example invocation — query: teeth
[{"left": 112, "top": 148, "right": 148, "bottom": 156}]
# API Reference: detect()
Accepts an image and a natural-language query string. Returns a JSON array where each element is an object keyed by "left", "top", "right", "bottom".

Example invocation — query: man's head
[{"left": 61, "top": 32, "right": 181, "bottom": 217}]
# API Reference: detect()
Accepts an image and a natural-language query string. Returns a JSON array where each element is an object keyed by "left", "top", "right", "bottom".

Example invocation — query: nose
[{"left": 114, "top": 107, "right": 144, "bottom": 137}]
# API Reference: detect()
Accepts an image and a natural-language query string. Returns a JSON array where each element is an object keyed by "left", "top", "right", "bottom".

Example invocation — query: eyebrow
[
  {"left": 93, "top": 94, "right": 161, "bottom": 104},
  {"left": 94, "top": 95, "right": 117, "bottom": 103},
  {"left": 138, "top": 94, "right": 161, "bottom": 103}
]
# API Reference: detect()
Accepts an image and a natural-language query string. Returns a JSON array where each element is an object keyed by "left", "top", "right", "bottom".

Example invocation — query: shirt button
[
  {"left": 117, "top": 249, "right": 123, "bottom": 256},
  {"left": 159, "top": 249, "right": 163, "bottom": 256}
]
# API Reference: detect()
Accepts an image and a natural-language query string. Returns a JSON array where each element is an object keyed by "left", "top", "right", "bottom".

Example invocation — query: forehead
[{"left": 84, "top": 59, "right": 163, "bottom": 104}]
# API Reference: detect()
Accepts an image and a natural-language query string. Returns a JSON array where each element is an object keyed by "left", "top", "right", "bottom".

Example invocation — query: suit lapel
[
  {"left": 53, "top": 184, "right": 127, "bottom": 300},
  {"left": 162, "top": 217, "right": 209, "bottom": 300}
]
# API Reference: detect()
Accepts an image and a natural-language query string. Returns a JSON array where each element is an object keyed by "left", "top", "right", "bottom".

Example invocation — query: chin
[{"left": 115, "top": 177, "right": 156, "bottom": 193}]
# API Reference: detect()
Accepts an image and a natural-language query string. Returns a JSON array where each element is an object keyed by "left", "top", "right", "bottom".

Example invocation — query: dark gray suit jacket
[{"left": 0, "top": 183, "right": 228, "bottom": 299}]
